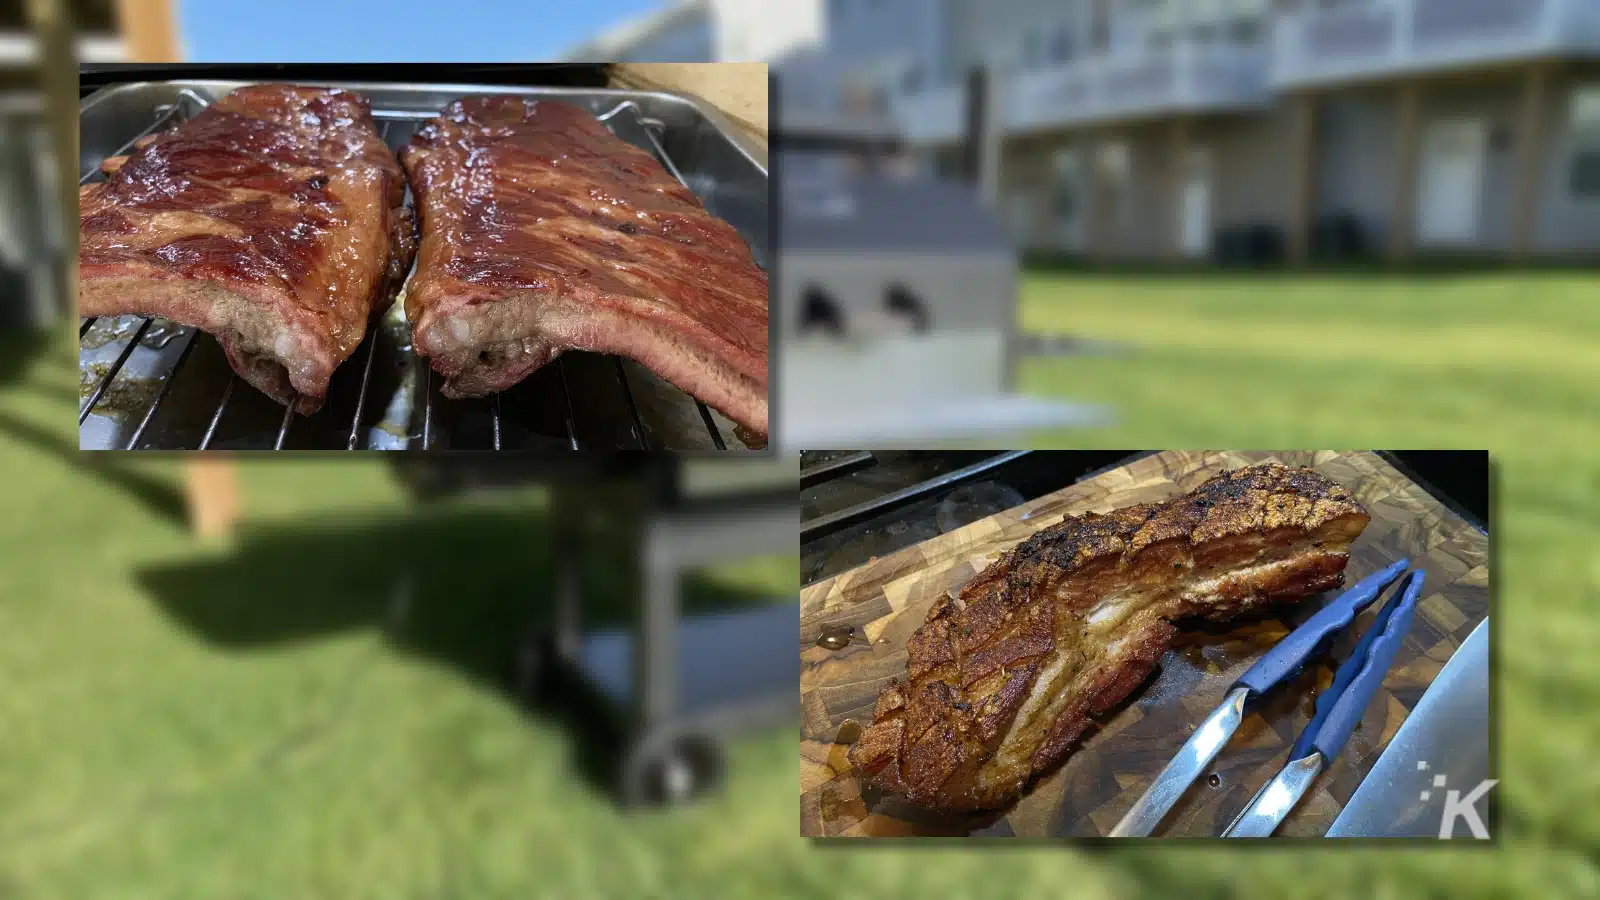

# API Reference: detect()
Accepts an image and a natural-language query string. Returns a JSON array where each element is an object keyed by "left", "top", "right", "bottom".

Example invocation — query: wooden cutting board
[{"left": 799, "top": 451, "right": 1490, "bottom": 838}]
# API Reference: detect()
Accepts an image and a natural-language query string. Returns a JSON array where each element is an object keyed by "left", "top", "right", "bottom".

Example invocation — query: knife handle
[
  {"left": 1233, "top": 559, "right": 1410, "bottom": 697},
  {"left": 1297, "top": 569, "right": 1425, "bottom": 764}
]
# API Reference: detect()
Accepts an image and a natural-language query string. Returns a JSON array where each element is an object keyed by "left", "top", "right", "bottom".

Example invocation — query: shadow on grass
[
  {"left": 0, "top": 331, "right": 174, "bottom": 522},
  {"left": 0, "top": 327, "right": 63, "bottom": 387},
  {"left": 0, "top": 408, "right": 188, "bottom": 527},
  {"left": 134, "top": 500, "right": 769, "bottom": 795},
  {"left": 23, "top": 380, "right": 80, "bottom": 405}
]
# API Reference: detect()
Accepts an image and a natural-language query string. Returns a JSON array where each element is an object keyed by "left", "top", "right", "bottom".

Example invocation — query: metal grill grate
[{"left": 78, "top": 90, "right": 750, "bottom": 451}]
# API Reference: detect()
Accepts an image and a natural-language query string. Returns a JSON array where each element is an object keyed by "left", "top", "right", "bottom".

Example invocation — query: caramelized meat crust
[
  {"left": 398, "top": 96, "right": 769, "bottom": 439},
  {"left": 79, "top": 84, "right": 414, "bottom": 414},
  {"left": 846, "top": 464, "right": 1371, "bottom": 812}
]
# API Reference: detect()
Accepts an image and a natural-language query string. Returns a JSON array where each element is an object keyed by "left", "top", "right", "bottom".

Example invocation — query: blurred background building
[
  {"left": 569, "top": 0, "right": 1600, "bottom": 265},
  {"left": 0, "top": 0, "right": 128, "bottom": 330},
  {"left": 7, "top": 0, "right": 1598, "bottom": 336}
]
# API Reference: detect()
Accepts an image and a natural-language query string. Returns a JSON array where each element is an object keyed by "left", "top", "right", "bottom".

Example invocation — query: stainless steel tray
[{"left": 77, "top": 79, "right": 770, "bottom": 452}]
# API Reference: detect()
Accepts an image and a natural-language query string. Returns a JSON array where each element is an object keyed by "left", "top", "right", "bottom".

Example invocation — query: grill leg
[
  {"left": 523, "top": 477, "right": 655, "bottom": 697},
  {"left": 553, "top": 486, "right": 582, "bottom": 662},
  {"left": 518, "top": 484, "right": 584, "bottom": 699},
  {"left": 635, "top": 518, "right": 678, "bottom": 730}
]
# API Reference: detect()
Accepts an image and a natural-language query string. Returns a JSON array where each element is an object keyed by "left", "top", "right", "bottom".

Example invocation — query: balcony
[
  {"left": 1005, "top": 40, "right": 1271, "bottom": 132},
  {"left": 1271, "top": 0, "right": 1600, "bottom": 89},
  {"left": 889, "top": 39, "right": 1270, "bottom": 144},
  {"left": 0, "top": 32, "right": 125, "bottom": 65}
]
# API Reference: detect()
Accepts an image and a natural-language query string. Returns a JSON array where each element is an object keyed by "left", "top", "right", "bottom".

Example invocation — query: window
[
  {"left": 1228, "top": 18, "right": 1263, "bottom": 43},
  {"left": 1222, "top": 0, "right": 1269, "bottom": 42},
  {"left": 1571, "top": 86, "right": 1600, "bottom": 200},
  {"left": 1147, "top": 0, "right": 1181, "bottom": 32},
  {"left": 1052, "top": 149, "right": 1081, "bottom": 220},
  {"left": 1022, "top": 32, "right": 1043, "bottom": 69},
  {"left": 1571, "top": 153, "right": 1600, "bottom": 198},
  {"left": 1049, "top": 23, "right": 1076, "bottom": 62},
  {"left": 902, "top": 64, "right": 924, "bottom": 94},
  {"left": 1005, "top": 192, "right": 1035, "bottom": 242},
  {"left": 1098, "top": 141, "right": 1132, "bottom": 182},
  {"left": 1098, "top": 141, "right": 1133, "bottom": 226}
]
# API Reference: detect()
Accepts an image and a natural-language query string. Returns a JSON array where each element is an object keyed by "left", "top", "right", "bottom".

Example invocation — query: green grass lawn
[
  {"left": 4, "top": 334, "right": 818, "bottom": 900},
  {"left": 4, "top": 267, "right": 1598, "bottom": 899}
]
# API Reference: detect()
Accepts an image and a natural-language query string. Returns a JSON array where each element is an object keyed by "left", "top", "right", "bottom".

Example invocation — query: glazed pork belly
[
  {"left": 78, "top": 83, "right": 415, "bottom": 414},
  {"left": 398, "top": 96, "right": 769, "bottom": 440},
  {"left": 847, "top": 464, "right": 1372, "bottom": 812}
]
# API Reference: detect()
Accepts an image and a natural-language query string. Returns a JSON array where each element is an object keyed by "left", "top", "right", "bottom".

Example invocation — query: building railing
[
  {"left": 1271, "top": 0, "right": 1600, "bottom": 88},
  {"left": 891, "top": 37, "right": 1271, "bottom": 144},
  {"left": 1006, "top": 38, "right": 1270, "bottom": 132}
]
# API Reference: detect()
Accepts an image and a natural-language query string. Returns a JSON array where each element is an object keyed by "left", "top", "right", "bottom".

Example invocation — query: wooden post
[
  {"left": 111, "top": 1, "right": 243, "bottom": 539},
  {"left": 1167, "top": 116, "right": 1190, "bottom": 261},
  {"left": 185, "top": 456, "right": 240, "bottom": 541},
  {"left": 1287, "top": 91, "right": 1319, "bottom": 265},
  {"left": 114, "top": 0, "right": 182, "bottom": 62},
  {"left": 1510, "top": 63, "right": 1551, "bottom": 261},
  {"left": 27, "top": 0, "right": 77, "bottom": 323},
  {"left": 1390, "top": 81, "right": 1422, "bottom": 261},
  {"left": 959, "top": 64, "right": 1002, "bottom": 208},
  {"left": 961, "top": 65, "right": 987, "bottom": 186},
  {"left": 110, "top": 4, "right": 243, "bottom": 540}
]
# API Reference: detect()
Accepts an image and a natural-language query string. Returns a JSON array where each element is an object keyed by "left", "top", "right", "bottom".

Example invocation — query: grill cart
[{"left": 393, "top": 454, "right": 796, "bottom": 808}]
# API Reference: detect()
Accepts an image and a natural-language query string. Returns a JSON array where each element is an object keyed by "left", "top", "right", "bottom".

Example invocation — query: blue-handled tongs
[{"left": 1109, "top": 559, "right": 1426, "bottom": 838}]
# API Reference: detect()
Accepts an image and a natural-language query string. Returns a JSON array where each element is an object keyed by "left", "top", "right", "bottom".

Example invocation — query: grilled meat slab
[
  {"left": 846, "top": 464, "right": 1371, "bottom": 813},
  {"left": 79, "top": 84, "right": 415, "bottom": 414},
  {"left": 398, "top": 96, "right": 769, "bottom": 440}
]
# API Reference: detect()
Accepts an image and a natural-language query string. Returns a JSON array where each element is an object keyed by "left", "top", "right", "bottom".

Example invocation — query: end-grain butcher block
[
  {"left": 847, "top": 464, "right": 1371, "bottom": 813},
  {"left": 398, "top": 96, "right": 770, "bottom": 441},
  {"left": 78, "top": 84, "right": 416, "bottom": 414}
]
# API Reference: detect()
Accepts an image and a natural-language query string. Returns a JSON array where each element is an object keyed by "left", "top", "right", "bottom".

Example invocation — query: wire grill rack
[{"left": 78, "top": 88, "right": 761, "bottom": 451}]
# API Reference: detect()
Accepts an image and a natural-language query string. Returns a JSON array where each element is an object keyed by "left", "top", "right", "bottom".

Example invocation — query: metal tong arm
[{"left": 1109, "top": 685, "right": 1249, "bottom": 837}]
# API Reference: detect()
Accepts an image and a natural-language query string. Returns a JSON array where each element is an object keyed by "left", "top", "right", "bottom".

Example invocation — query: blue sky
[{"left": 178, "top": 0, "right": 670, "bottom": 62}]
